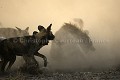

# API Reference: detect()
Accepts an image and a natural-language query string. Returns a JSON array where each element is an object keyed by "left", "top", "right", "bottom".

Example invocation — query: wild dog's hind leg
[
  {"left": 0, "top": 60, "right": 9, "bottom": 72},
  {"left": 0, "top": 59, "right": 3, "bottom": 67},
  {"left": 0, "top": 57, "right": 4, "bottom": 66},
  {"left": 6, "top": 56, "right": 16, "bottom": 71},
  {"left": 35, "top": 52, "right": 47, "bottom": 67},
  {"left": 0, "top": 61, "right": 3, "bottom": 71}
]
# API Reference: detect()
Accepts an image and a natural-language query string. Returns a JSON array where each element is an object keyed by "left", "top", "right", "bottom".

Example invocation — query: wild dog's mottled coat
[{"left": 0, "top": 24, "right": 55, "bottom": 72}]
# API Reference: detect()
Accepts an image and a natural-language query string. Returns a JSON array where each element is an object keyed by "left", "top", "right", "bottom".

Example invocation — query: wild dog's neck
[{"left": 34, "top": 32, "right": 47, "bottom": 39}]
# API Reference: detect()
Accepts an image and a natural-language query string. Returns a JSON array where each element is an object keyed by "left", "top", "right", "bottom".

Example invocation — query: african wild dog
[
  {"left": 0, "top": 24, "right": 55, "bottom": 72},
  {"left": 0, "top": 27, "right": 29, "bottom": 61},
  {"left": 0, "top": 27, "right": 29, "bottom": 38}
]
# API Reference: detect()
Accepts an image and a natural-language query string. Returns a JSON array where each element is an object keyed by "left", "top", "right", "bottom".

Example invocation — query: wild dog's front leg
[
  {"left": 22, "top": 54, "right": 40, "bottom": 74},
  {"left": 23, "top": 54, "right": 39, "bottom": 67},
  {"left": 35, "top": 52, "right": 47, "bottom": 67}
]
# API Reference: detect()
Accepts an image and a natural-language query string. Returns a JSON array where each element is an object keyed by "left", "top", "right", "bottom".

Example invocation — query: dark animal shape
[
  {"left": 51, "top": 23, "right": 95, "bottom": 58},
  {"left": 0, "top": 27, "right": 29, "bottom": 61},
  {"left": 0, "top": 27, "right": 29, "bottom": 62},
  {"left": 50, "top": 23, "right": 95, "bottom": 70},
  {"left": 0, "top": 24, "right": 55, "bottom": 72}
]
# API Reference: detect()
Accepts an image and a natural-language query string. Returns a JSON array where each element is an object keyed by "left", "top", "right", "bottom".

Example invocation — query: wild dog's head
[
  {"left": 46, "top": 24, "right": 55, "bottom": 40},
  {"left": 16, "top": 27, "right": 29, "bottom": 36},
  {"left": 34, "top": 24, "right": 55, "bottom": 40}
]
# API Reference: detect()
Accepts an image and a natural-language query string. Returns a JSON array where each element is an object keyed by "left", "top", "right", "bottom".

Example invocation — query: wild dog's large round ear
[
  {"left": 33, "top": 31, "right": 38, "bottom": 35},
  {"left": 25, "top": 27, "right": 29, "bottom": 31},
  {"left": 38, "top": 25, "right": 45, "bottom": 31},
  {"left": 47, "top": 24, "right": 52, "bottom": 31},
  {"left": 15, "top": 26, "right": 22, "bottom": 31}
]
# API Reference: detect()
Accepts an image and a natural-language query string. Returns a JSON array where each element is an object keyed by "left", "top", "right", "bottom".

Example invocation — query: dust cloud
[
  {"left": 46, "top": 19, "right": 120, "bottom": 72},
  {"left": 0, "top": 0, "right": 120, "bottom": 72}
]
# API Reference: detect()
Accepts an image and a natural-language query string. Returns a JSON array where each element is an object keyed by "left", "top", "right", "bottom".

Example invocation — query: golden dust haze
[
  {"left": 0, "top": 0, "right": 120, "bottom": 48},
  {"left": 0, "top": 0, "right": 119, "bottom": 34},
  {"left": 0, "top": 0, "right": 120, "bottom": 69}
]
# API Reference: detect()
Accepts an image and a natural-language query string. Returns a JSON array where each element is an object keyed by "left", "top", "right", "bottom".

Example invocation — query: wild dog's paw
[{"left": 44, "top": 59, "right": 48, "bottom": 67}]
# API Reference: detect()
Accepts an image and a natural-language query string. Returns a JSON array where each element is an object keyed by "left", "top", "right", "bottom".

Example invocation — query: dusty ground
[{"left": 0, "top": 69, "right": 120, "bottom": 80}]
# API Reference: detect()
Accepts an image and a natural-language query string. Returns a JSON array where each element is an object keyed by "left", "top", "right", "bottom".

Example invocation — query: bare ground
[{"left": 0, "top": 69, "right": 120, "bottom": 80}]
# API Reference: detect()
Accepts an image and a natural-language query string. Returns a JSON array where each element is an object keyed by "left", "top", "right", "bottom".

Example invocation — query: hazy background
[{"left": 0, "top": 0, "right": 120, "bottom": 71}]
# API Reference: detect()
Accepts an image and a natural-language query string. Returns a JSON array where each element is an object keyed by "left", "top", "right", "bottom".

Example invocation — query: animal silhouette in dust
[
  {"left": 0, "top": 27, "right": 29, "bottom": 38},
  {"left": 50, "top": 23, "right": 95, "bottom": 70},
  {"left": 0, "top": 24, "right": 55, "bottom": 72}
]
